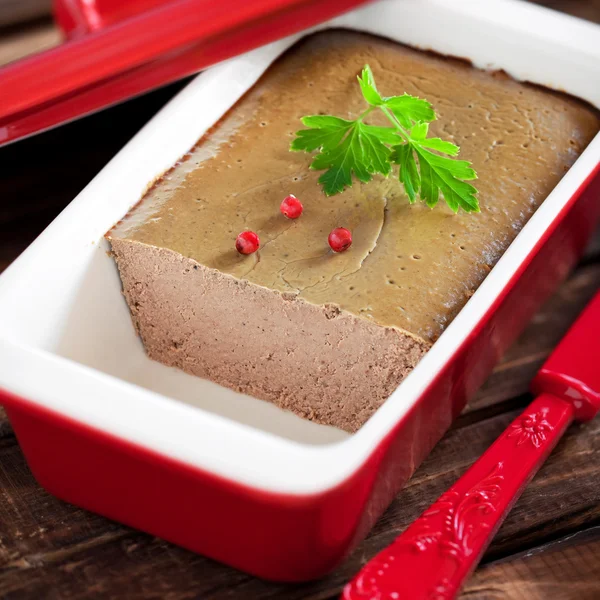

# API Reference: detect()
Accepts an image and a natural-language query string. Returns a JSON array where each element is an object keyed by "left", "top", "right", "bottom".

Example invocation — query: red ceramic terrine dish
[{"left": 0, "top": 0, "right": 599, "bottom": 582}]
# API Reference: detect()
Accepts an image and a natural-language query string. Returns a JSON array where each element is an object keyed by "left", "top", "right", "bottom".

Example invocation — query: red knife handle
[
  {"left": 342, "top": 393, "right": 574, "bottom": 600},
  {"left": 532, "top": 290, "right": 600, "bottom": 421}
]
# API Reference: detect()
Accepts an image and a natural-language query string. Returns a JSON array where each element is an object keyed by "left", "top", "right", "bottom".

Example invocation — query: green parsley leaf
[
  {"left": 361, "top": 125, "right": 404, "bottom": 146},
  {"left": 384, "top": 94, "right": 436, "bottom": 128},
  {"left": 392, "top": 144, "right": 420, "bottom": 203},
  {"left": 410, "top": 145, "right": 478, "bottom": 212},
  {"left": 357, "top": 65, "right": 383, "bottom": 106},
  {"left": 418, "top": 137, "right": 460, "bottom": 156},
  {"left": 311, "top": 126, "right": 370, "bottom": 195},
  {"left": 291, "top": 64, "right": 479, "bottom": 212},
  {"left": 290, "top": 116, "right": 353, "bottom": 153},
  {"left": 410, "top": 122, "right": 429, "bottom": 141},
  {"left": 308, "top": 122, "right": 395, "bottom": 195},
  {"left": 359, "top": 123, "right": 394, "bottom": 177}
]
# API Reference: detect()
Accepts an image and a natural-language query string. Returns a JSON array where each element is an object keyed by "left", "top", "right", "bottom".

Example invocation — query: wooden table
[{"left": 0, "top": 1, "right": 599, "bottom": 598}]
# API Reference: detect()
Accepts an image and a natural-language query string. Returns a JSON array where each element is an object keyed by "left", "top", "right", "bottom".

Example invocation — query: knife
[{"left": 343, "top": 290, "right": 600, "bottom": 600}]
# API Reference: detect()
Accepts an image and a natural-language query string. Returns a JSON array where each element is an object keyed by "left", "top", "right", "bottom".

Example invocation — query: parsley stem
[
  {"left": 358, "top": 106, "right": 376, "bottom": 121},
  {"left": 380, "top": 106, "right": 411, "bottom": 142}
]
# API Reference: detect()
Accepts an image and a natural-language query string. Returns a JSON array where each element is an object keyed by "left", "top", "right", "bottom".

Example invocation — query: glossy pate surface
[{"left": 110, "top": 31, "right": 599, "bottom": 343}]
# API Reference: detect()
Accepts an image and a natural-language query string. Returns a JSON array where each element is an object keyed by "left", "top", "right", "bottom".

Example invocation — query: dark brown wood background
[{"left": 0, "top": 1, "right": 599, "bottom": 598}]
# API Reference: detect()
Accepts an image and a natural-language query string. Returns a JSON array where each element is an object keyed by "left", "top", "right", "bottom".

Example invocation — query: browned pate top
[{"left": 108, "top": 31, "right": 599, "bottom": 343}]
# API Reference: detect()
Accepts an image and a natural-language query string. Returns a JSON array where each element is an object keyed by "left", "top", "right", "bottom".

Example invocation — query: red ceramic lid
[{"left": 0, "top": 0, "right": 370, "bottom": 146}]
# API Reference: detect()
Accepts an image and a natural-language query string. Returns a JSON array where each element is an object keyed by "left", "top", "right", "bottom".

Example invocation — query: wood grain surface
[
  {"left": 0, "top": 1, "right": 599, "bottom": 599},
  {"left": 0, "top": 0, "right": 51, "bottom": 28},
  {"left": 0, "top": 0, "right": 58, "bottom": 67}
]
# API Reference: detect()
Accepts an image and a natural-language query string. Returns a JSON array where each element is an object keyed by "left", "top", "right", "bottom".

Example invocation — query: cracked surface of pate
[{"left": 109, "top": 31, "right": 599, "bottom": 344}]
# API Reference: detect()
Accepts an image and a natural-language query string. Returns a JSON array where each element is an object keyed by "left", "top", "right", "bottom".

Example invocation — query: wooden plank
[
  {"left": 466, "top": 261, "right": 600, "bottom": 414},
  {"left": 462, "top": 528, "right": 600, "bottom": 599},
  {"left": 0, "top": 0, "right": 51, "bottom": 28},
  {"left": 530, "top": 0, "right": 600, "bottom": 20},
  {"left": 0, "top": 19, "right": 59, "bottom": 67},
  {"left": 0, "top": 399, "right": 599, "bottom": 599},
  {"left": 585, "top": 229, "right": 600, "bottom": 260},
  {"left": 0, "top": 78, "right": 190, "bottom": 230}
]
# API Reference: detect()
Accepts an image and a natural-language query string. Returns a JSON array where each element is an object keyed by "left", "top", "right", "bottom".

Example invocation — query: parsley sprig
[{"left": 290, "top": 66, "right": 479, "bottom": 213}]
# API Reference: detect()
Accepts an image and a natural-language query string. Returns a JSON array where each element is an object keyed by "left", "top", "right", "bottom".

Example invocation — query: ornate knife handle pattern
[{"left": 342, "top": 394, "right": 574, "bottom": 600}]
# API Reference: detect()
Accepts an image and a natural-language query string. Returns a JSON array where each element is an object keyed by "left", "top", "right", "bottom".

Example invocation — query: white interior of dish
[{"left": 0, "top": 0, "right": 599, "bottom": 493}]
